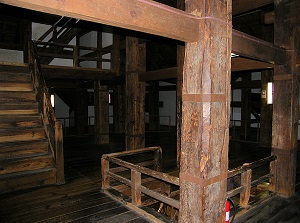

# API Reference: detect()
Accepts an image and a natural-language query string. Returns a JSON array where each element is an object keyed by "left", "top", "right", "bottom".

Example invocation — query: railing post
[
  {"left": 55, "top": 121, "right": 65, "bottom": 184},
  {"left": 73, "top": 45, "right": 79, "bottom": 67},
  {"left": 269, "top": 160, "right": 276, "bottom": 192},
  {"left": 101, "top": 157, "right": 110, "bottom": 189},
  {"left": 131, "top": 169, "right": 141, "bottom": 206},
  {"left": 240, "top": 169, "right": 252, "bottom": 207},
  {"left": 154, "top": 147, "right": 162, "bottom": 172}
]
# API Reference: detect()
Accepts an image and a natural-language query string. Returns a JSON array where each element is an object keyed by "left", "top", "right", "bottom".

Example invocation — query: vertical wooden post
[
  {"left": 149, "top": 81, "right": 160, "bottom": 131},
  {"left": 154, "top": 147, "right": 162, "bottom": 172},
  {"left": 55, "top": 120, "right": 65, "bottom": 184},
  {"left": 131, "top": 169, "right": 142, "bottom": 206},
  {"left": 73, "top": 45, "right": 79, "bottom": 67},
  {"left": 240, "top": 169, "right": 252, "bottom": 208},
  {"left": 272, "top": 0, "right": 299, "bottom": 197},
  {"left": 94, "top": 81, "right": 109, "bottom": 144},
  {"left": 179, "top": 0, "right": 232, "bottom": 222},
  {"left": 176, "top": 0, "right": 185, "bottom": 167},
  {"left": 75, "top": 86, "right": 88, "bottom": 135},
  {"left": 125, "top": 37, "right": 145, "bottom": 150},
  {"left": 101, "top": 157, "right": 110, "bottom": 189},
  {"left": 241, "top": 73, "right": 251, "bottom": 140},
  {"left": 112, "top": 34, "right": 125, "bottom": 133}
]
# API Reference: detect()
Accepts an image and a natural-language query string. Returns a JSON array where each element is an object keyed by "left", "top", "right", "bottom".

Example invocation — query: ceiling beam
[
  {"left": 41, "top": 65, "right": 116, "bottom": 80},
  {"left": 1, "top": 0, "right": 199, "bottom": 42},
  {"left": 232, "top": 30, "right": 286, "bottom": 65},
  {"left": 233, "top": 0, "right": 273, "bottom": 15}
]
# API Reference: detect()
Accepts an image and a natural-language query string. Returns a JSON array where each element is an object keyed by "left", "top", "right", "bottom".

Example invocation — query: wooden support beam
[
  {"left": 139, "top": 67, "right": 177, "bottom": 82},
  {"left": 148, "top": 81, "right": 160, "bottom": 131},
  {"left": 233, "top": 0, "right": 273, "bottom": 15},
  {"left": 231, "top": 57, "right": 274, "bottom": 72},
  {"left": 241, "top": 73, "right": 252, "bottom": 140},
  {"left": 74, "top": 86, "right": 88, "bottom": 135},
  {"left": 94, "top": 81, "right": 109, "bottom": 144},
  {"left": 125, "top": 37, "right": 145, "bottom": 150},
  {"left": 271, "top": 0, "right": 299, "bottom": 197},
  {"left": 232, "top": 30, "right": 286, "bottom": 65},
  {"left": 2, "top": 0, "right": 199, "bottom": 42},
  {"left": 179, "top": 0, "right": 231, "bottom": 222},
  {"left": 41, "top": 65, "right": 117, "bottom": 80}
]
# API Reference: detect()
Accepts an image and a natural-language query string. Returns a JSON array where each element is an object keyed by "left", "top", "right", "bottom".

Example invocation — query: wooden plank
[
  {"left": 55, "top": 121, "right": 64, "bottom": 184},
  {"left": 240, "top": 169, "right": 252, "bottom": 207},
  {"left": 232, "top": 57, "right": 274, "bottom": 72},
  {"left": 131, "top": 169, "right": 142, "bottom": 206},
  {"left": 41, "top": 65, "right": 117, "bottom": 80},
  {"left": 232, "top": 30, "right": 286, "bottom": 65},
  {"left": 179, "top": 0, "right": 231, "bottom": 222},
  {"left": 233, "top": 0, "right": 273, "bottom": 15},
  {"left": 139, "top": 67, "right": 177, "bottom": 82},
  {"left": 2, "top": 0, "right": 199, "bottom": 42}
]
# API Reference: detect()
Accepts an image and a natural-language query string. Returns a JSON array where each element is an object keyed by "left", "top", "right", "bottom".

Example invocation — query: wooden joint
[
  {"left": 180, "top": 172, "right": 227, "bottom": 187},
  {"left": 182, "top": 94, "right": 226, "bottom": 102}
]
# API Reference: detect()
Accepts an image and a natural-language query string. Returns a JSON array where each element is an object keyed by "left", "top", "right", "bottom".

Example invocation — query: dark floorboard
[{"left": 0, "top": 132, "right": 300, "bottom": 222}]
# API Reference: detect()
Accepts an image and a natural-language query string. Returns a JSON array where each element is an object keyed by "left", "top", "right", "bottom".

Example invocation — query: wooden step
[
  {"left": 0, "top": 103, "right": 39, "bottom": 115},
  {"left": 0, "top": 115, "right": 42, "bottom": 129},
  {"left": 0, "top": 127, "right": 46, "bottom": 143},
  {"left": 0, "top": 71, "right": 31, "bottom": 83},
  {"left": 0, "top": 167, "right": 57, "bottom": 194},
  {"left": 0, "top": 92, "right": 36, "bottom": 104},
  {"left": 0, "top": 82, "right": 33, "bottom": 92},
  {"left": 0, "top": 140, "right": 49, "bottom": 158},
  {"left": 0, "top": 154, "right": 54, "bottom": 175}
]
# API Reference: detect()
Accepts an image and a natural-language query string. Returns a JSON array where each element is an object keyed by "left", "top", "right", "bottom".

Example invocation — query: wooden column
[
  {"left": 271, "top": 0, "right": 299, "bottom": 197},
  {"left": 260, "top": 70, "right": 273, "bottom": 147},
  {"left": 179, "top": 0, "right": 232, "bottom": 222},
  {"left": 23, "top": 19, "right": 32, "bottom": 63},
  {"left": 113, "top": 34, "right": 125, "bottom": 133},
  {"left": 241, "top": 73, "right": 251, "bottom": 140},
  {"left": 125, "top": 37, "right": 145, "bottom": 150},
  {"left": 75, "top": 86, "right": 88, "bottom": 135},
  {"left": 176, "top": 0, "right": 185, "bottom": 167},
  {"left": 149, "top": 81, "right": 160, "bottom": 131},
  {"left": 94, "top": 81, "right": 109, "bottom": 144}
]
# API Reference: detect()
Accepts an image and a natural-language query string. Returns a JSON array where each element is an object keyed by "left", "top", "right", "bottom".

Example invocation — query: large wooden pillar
[
  {"left": 179, "top": 0, "right": 232, "bottom": 222},
  {"left": 271, "top": 0, "right": 299, "bottom": 197},
  {"left": 176, "top": 0, "right": 185, "bottom": 167},
  {"left": 94, "top": 81, "right": 109, "bottom": 144},
  {"left": 125, "top": 37, "right": 146, "bottom": 150},
  {"left": 113, "top": 34, "right": 125, "bottom": 133}
]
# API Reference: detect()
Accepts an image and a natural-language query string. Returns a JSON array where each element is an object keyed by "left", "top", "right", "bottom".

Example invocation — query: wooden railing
[
  {"left": 102, "top": 148, "right": 276, "bottom": 221},
  {"left": 227, "top": 155, "right": 276, "bottom": 208},
  {"left": 101, "top": 147, "right": 180, "bottom": 218},
  {"left": 33, "top": 40, "right": 112, "bottom": 68},
  {"left": 28, "top": 40, "right": 65, "bottom": 184}
]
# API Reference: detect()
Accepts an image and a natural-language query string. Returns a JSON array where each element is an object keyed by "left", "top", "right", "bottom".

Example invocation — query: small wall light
[
  {"left": 51, "top": 94, "right": 55, "bottom": 107},
  {"left": 267, "top": 82, "right": 273, "bottom": 104}
]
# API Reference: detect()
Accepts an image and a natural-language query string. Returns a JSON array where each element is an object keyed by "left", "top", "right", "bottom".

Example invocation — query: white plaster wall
[{"left": 0, "top": 49, "right": 23, "bottom": 63}]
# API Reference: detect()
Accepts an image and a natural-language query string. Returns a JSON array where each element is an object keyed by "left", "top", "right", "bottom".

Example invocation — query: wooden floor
[{"left": 0, "top": 131, "right": 300, "bottom": 222}]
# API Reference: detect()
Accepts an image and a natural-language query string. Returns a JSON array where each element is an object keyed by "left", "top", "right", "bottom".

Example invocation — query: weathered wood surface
[
  {"left": 233, "top": 0, "right": 273, "bottom": 15},
  {"left": 125, "top": 37, "right": 145, "bottom": 150},
  {"left": 271, "top": 0, "right": 299, "bottom": 197},
  {"left": 179, "top": 0, "right": 231, "bottom": 222},
  {"left": 94, "top": 81, "right": 109, "bottom": 144}
]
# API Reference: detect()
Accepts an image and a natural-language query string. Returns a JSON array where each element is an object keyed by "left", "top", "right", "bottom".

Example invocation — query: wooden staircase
[{"left": 0, "top": 65, "right": 63, "bottom": 194}]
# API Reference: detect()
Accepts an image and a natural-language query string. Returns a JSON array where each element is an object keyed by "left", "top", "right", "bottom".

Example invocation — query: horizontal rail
[
  {"left": 228, "top": 155, "right": 276, "bottom": 178},
  {"left": 105, "top": 156, "right": 179, "bottom": 186},
  {"left": 104, "top": 146, "right": 162, "bottom": 158}
]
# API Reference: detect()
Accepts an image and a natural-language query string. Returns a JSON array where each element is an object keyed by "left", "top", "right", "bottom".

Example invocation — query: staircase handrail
[{"left": 28, "top": 39, "right": 65, "bottom": 184}]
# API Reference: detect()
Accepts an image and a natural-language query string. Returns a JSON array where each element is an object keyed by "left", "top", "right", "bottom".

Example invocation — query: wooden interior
[{"left": 0, "top": 0, "right": 300, "bottom": 222}]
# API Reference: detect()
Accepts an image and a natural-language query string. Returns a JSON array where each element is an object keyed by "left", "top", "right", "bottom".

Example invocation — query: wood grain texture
[{"left": 179, "top": 0, "right": 232, "bottom": 222}]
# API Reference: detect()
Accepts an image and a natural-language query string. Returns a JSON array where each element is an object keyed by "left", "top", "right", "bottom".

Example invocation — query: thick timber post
[
  {"left": 271, "top": 0, "right": 299, "bottom": 197},
  {"left": 94, "top": 81, "right": 109, "bottom": 144},
  {"left": 179, "top": 0, "right": 232, "bottom": 222},
  {"left": 149, "top": 81, "right": 160, "bottom": 131},
  {"left": 176, "top": 0, "right": 185, "bottom": 167},
  {"left": 125, "top": 37, "right": 146, "bottom": 150},
  {"left": 75, "top": 86, "right": 88, "bottom": 135}
]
